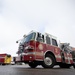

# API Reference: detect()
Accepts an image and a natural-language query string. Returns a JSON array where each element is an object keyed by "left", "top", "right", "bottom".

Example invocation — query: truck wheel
[
  {"left": 2, "top": 64, "right": 6, "bottom": 66},
  {"left": 73, "top": 64, "right": 75, "bottom": 69},
  {"left": 59, "top": 64, "right": 70, "bottom": 68},
  {"left": 28, "top": 62, "right": 37, "bottom": 68},
  {"left": 42, "top": 54, "right": 55, "bottom": 68}
]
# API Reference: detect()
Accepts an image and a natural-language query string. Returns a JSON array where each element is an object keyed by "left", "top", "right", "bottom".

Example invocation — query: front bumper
[{"left": 16, "top": 52, "right": 35, "bottom": 62}]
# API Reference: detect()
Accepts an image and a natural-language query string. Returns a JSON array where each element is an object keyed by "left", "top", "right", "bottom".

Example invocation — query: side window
[
  {"left": 42, "top": 35, "right": 44, "bottom": 42},
  {"left": 46, "top": 36, "right": 51, "bottom": 44},
  {"left": 36, "top": 33, "right": 44, "bottom": 43},
  {"left": 52, "top": 39, "right": 58, "bottom": 46}
]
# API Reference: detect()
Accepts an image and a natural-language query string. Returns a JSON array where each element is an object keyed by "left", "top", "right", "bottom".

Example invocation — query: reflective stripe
[
  {"left": 21, "top": 52, "right": 43, "bottom": 56},
  {"left": 35, "top": 52, "right": 43, "bottom": 56},
  {"left": 21, "top": 52, "right": 35, "bottom": 55},
  {"left": 55, "top": 55, "right": 61, "bottom": 58},
  {"left": 0, "top": 57, "right": 5, "bottom": 58},
  {"left": 65, "top": 57, "right": 72, "bottom": 60}
]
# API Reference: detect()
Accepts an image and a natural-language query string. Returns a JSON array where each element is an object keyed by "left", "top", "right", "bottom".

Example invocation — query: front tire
[
  {"left": 42, "top": 54, "right": 56, "bottom": 68},
  {"left": 28, "top": 62, "right": 37, "bottom": 68}
]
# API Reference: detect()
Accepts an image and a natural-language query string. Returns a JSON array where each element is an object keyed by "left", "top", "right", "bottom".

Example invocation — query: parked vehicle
[
  {"left": 0, "top": 53, "right": 11, "bottom": 65},
  {"left": 16, "top": 31, "right": 75, "bottom": 68}
]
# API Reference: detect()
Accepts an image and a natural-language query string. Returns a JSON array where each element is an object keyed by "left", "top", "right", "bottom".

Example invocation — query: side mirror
[{"left": 16, "top": 41, "right": 18, "bottom": 43}]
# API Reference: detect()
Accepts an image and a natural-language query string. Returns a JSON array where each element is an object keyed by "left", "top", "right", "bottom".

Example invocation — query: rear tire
[
  {"left": 59, "top": 63, "right": 70, "bottom": 68},
  {"left": 42, "top": 54, "right": 56, "bottom": 68},
  {"left": 73, "top": 64, "right": 75, "bottom": 69}
]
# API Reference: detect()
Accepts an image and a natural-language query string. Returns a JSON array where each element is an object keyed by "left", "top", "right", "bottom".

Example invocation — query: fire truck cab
[{"left": 16, "top": 31, "right": 75, "bottom": 68}]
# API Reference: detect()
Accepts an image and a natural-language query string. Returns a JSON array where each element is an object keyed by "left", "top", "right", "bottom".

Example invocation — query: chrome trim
[
  {"left": 25, "top": 46, "right": 34, "bottom": 50},
  {"left": 21, "top": 52, "right": 35, "bottom": 55},
  {"left": 55, "top": 55, "right": 61, "bottom": 58},
  {"left": 35, "top": 59, "right": 43, "bottom": 61}
]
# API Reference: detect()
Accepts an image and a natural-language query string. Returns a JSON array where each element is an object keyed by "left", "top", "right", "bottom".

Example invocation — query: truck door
[
  {"left": 35, "top": 33, "right": 45, "bottom": 60},
  {"left": 52, "top": 38, "right": 62, "bottom": 62}
]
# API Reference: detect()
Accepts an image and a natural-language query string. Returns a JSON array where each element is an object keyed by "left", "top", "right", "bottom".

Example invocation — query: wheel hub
[{"left": 44, "top": 57, "right": 52, "bottom": 66}]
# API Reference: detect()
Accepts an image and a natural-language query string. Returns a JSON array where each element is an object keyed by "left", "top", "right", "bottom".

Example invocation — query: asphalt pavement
[{"left": 0, "top": 65, "right": 75, "bottom": 75}]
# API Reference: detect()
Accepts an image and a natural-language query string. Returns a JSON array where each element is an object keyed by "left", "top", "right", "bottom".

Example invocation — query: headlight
[{"left": 20, "top": 46, "right": 23, "bottom": 50}]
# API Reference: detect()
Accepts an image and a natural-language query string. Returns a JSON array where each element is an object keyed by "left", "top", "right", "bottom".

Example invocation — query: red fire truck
[
  {"left": 16, "top": 31, "right": 75, "bottom": 68},
  {"left": 0, "top": 53, "right": 11, "bottom": 65}
]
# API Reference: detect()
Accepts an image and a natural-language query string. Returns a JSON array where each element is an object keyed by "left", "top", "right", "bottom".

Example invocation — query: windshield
[{"left": 20, "top": 32, "right": 36, "bottom": 44}]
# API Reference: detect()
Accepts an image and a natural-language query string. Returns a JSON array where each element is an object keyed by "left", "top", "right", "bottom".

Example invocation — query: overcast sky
[{"left": 0, "top": 0, "right": 75, "bottom": 56}]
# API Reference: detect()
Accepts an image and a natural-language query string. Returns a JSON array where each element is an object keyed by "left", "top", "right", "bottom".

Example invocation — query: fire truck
[
  {"left": 0, "top": 53, "right": 11, "bottom": 65},
  {"left": 16, "top": 31, "right": 75, "bottom": 68}
]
